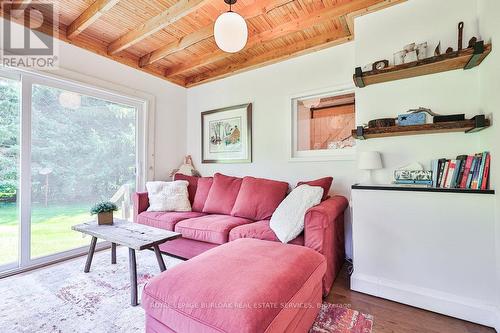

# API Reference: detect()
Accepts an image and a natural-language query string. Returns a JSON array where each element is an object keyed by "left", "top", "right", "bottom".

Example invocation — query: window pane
[
  {"left": 297, "top": 93, "right": 355, "bottom": 151},
  {"left": 0, "top": 76, "right": 21, "bottom": 268},
  {"left": 30, "top": 84, "right": 136, "bottom": 259}
]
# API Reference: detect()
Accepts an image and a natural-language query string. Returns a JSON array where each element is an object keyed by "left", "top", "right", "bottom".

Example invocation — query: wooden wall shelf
[
  {"left": 352, "top": 184, "right": 495, "bottom": 195},
  {"left": 353, "top": 42, "right": 492, "bottom": 88},
  {"left": 352, "top": 115, "right": 490, "bottom": 140}
]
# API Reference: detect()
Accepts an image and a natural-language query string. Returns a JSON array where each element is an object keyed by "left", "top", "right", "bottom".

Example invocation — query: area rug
[{"left": 0, "top": 247, "right": 373, "bottom": 333}]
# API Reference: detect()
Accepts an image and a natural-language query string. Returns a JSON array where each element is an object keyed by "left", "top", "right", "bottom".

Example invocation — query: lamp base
[
  {"left": 361, "top": 170, "right": 376, "bottom": 185},
  {"left": 224, "top": 0, "right": 237, "bottom": 5}
]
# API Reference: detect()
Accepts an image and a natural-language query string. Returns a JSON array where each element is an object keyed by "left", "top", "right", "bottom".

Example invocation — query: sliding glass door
[
  {"left": 0, "top": 69, "right": 146, "bottom": 273},
  {"left": 0, "top": 73, "right": 21, "bottom": 271},
  {"left": 30, "top": 83, "right": 138, "bottom": 258}
]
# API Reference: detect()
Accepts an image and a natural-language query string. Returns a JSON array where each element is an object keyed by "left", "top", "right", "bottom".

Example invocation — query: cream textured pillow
[
  {"left": 146, "top": 180, "right": 192, "bottom": 212},
  {"left": 270, "top": 184, "right": 323, "bottom": 243}
]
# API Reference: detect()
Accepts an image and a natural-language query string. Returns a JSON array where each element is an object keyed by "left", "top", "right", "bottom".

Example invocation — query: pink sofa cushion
[
  {"left": 142, "top": 238, "right": 326, "bottom": 333},
  {"left": 231, "top": 176, "right": 289, "bottom": 220},
  {"left": 174, "top": 214, "right": 252, "bottom": 244},
  {"left": 173, "top": 174, "right": 199, "bottom": 204},
  {"left": 297, "top": 177, "right": 333, "bottom": 201},
  {"left": 137, "top": 211, "right": 206, "bottom": 231},
  {"left": 192, "top": 177, "right": 213, "bottom": 212},
  {"left": 202, "top": 173, "right": 242, "bottom": 215},
  {"left": 229, "top": 220, "right": 304, "bottom": 246}
]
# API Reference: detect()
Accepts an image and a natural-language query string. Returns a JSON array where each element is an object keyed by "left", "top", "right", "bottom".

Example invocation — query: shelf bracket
[
  {"left": 353, "top": 67, "right": 365, "bottom": 88},
  {"left": 464, "top": 41, "right": 485, "bottom": 70},
  {"left": 465, "top": 115, "right": 488, "bottom": 133},
  {"left": 356, "top": 126, "right": 366, "bottom": 140}
]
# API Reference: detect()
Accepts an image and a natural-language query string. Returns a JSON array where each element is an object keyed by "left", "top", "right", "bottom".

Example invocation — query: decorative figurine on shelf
[
  {"left": 434, "top": 41, "right": 442, "bottom": 56},
  {"left": 393, "top": 42, "right": 429, "bottom": 65},
  {"left": 394, "top": 163, "right": 433, "bottom": 185},
  {"left": 398, "top": 107, "right": 441, "bottom": 126},
  {"left": 90, "top": 201, "right": 118, "bottom": 225}
]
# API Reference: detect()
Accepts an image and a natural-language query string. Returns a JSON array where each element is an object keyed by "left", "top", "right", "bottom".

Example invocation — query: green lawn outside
[{"left": 0, "top": 202, "right": 98, "bottom": 265}]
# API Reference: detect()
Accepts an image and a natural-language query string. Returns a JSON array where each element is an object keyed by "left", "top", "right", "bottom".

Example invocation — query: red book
[
  {"left": 460, "top": 156, "right": 474, "bottom": 188},
  {"left": 481, "top": 153, "right": 491, "bottom": 190},
  {"left": 444, "top": 160, "right": 457, "bottom": 189},
  {"left": 440, "top": 160, "right": 450, "bottom": 188}
]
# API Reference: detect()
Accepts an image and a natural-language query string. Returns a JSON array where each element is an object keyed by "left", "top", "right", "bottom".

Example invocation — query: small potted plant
[{"left": 90, "top": 201, "right": 118, "bottom": 225}]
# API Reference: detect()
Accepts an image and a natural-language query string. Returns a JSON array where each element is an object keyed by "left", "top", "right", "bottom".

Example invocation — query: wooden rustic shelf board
[
  {"left": 353, "top": 42, "right": 492, "bottom": 88},
  {"left": 352, "top": 116, "right": 490, "bottom": 140}
]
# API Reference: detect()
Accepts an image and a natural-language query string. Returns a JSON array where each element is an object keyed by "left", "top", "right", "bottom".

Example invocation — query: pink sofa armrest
[
  {"left": 304, "top": 195, "right": 349, "bottom": 296},
  {"left": 133, "top": 192, "right": 149, "bottom": 223}
]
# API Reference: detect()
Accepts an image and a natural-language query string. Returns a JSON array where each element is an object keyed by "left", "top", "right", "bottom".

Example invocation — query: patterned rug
[{"left": 0, "top": 247, "right": 373, "bottom": 333}]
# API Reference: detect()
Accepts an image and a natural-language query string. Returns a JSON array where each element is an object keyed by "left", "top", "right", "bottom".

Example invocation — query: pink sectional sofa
[{"left": 133, "top": 173, "right": 348, "bottom": 296}]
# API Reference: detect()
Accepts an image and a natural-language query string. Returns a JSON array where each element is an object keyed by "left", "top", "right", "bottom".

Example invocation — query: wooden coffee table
[{"left": 72, "top": 218, "right": 181, "bottom": 306}]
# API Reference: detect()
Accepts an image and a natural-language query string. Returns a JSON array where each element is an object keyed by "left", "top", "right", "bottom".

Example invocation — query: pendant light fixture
[{"left": 214, "top": 0, "right": 248, "bottom": 53}]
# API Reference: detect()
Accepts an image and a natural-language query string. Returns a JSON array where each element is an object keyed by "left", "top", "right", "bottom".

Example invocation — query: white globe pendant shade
[{"left": 214, "top": 11, "right": 248, "bottom": 53}]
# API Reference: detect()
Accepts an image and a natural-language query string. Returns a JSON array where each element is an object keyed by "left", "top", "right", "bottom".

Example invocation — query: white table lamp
[{"left": 357, "top": 151, "right": 383, "bottom": 184}]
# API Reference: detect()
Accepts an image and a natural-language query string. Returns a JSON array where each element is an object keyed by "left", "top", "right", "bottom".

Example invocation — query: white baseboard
[{"left": 351, "top": 273, "right": 498, "bottom": 329}]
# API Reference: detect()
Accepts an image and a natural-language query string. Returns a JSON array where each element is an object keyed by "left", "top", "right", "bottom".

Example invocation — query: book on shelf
[
  {"left": 453, "top": 155, "right": 467, "bottom": 188},
  {"left": 431, "top": 152, "right": 491, "bottom": 191},
  {"left": 481, "top": 153, "right": 491, "bottom": 190},
  {"left": 459, "top": 155, "right": 474, "bottom": 188},
  {"left": 440, "top": 160, "right": 450, "bottom": 188},
  {"left": 445, "top": 160, "right": 458, "bottom": 189}
]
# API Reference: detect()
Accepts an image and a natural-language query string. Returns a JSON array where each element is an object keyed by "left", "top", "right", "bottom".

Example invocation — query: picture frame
[{"left": 201, "top": 103, "right": 252, "bottom": 164}]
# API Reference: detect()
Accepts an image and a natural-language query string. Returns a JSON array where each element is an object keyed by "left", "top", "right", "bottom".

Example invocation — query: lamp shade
[
  {"left": 214, "top": 11, "right": 248, "bottom": 53},
  {"left": 357, "top": 151, "right": 383, "bottom": 170}
]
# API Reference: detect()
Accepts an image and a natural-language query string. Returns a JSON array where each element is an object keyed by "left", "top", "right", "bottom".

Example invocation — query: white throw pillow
[
  {"left": 270, "top": 184, "right": 323, "bottom": 243},
  {"left": 146, "top": 180, "right": 192, "bottom": 212}
]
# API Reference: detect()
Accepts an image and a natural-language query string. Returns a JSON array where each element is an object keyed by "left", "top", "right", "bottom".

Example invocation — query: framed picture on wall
[{"left": 201, "top": 103, "right": 252, "bottom": 163}]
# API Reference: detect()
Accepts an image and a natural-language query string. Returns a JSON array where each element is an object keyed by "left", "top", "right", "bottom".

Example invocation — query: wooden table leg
[
  {"left": 84, "top": 236, "right": 97, "bottom": 273},
  {"left": 129, "top": 248, "right": 138, "bottom": 306},
  {"left": 111, "top": 242, "right": 116, "bottom": 264},
  {"left": 153, "top": 245, "right": 166, "bottom": 272}
]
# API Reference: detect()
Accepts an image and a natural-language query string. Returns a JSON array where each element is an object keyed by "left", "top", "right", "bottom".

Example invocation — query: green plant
[{"left": 90, "top": 201, "right": 118, "bottom": 215}]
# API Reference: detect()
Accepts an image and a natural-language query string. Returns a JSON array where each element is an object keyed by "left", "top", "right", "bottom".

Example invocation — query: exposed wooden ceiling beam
[
  {"left": 0, "top": 6, "right": 186, "bottom": 87},
  {"left": 67, "top": 0, "right": 120, "bottom": 39},
  {"left": 138, "top": 0, "right": 294, "bottom": 68},
  {"left": 107, "top": 0, "right": 210, "bottom": 55},
  {"left": 166, "top": 0, "right": 382, "bottom": 78},
  {"left": 185, "top": 30, "right": 352, "bottom": 87}
]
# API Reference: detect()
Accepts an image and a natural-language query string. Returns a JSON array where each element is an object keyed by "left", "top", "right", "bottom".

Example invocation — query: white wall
[
  {"left": 186, "top": 43, "right": 358, "bottom": 257},
  {"left": 1, "top": 17, "right": 187, "bottom": 183},
  {"left": 478, "top": 0, "right": 500, "bottom": 330},
  {"left": 355, "top": 0, "right": 482, "bottom": 183},
  {"left": 185, "top": 0, "right": 499, "bottom": 328},
  {"left": 352, "top": 0, "right": 498, "bottom": 328},
  {"left": 186, "top": 43, "right": 357, "bottom": 193},
  {"left": 351, "top": 189, "right": 497, "bottom": 326}
]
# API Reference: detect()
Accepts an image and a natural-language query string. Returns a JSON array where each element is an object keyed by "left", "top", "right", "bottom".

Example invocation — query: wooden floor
[{"left": 326, "top": 265, "right": 495, "bottom": 333}]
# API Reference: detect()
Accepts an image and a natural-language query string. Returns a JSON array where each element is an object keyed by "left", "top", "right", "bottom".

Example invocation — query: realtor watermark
[{"left": 1, "top": 1, "right": 59, "bottom": 69}]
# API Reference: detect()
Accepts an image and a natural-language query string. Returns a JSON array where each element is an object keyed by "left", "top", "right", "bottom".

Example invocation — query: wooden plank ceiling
[{"left": 1, "top": 0, "right": 404, "bottom": 87}]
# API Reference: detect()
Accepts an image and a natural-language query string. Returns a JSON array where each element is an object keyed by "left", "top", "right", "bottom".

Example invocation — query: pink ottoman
[{"left": 142, "top": 238, "right": 326, "bottom": 333}]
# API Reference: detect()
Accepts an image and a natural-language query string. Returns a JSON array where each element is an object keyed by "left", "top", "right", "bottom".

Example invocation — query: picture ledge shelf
[
  {"left": 353, "top": 41, "right": 492, "bottom": 88},
  {"left": 352, "top": 184, "right": 495, "bottom": 195},
  {"left": 352, "top": 115, "right": 490, "bottom": 140}
]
